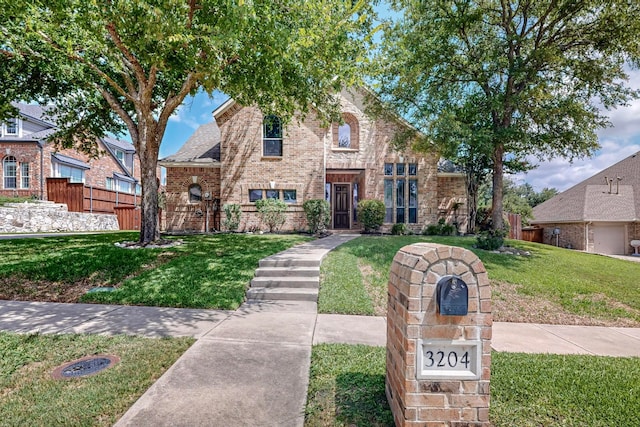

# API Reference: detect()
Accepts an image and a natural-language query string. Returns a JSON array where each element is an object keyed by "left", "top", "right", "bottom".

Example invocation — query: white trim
[{"left": 2, "top": 117, "right": 22, "bottom": 137}]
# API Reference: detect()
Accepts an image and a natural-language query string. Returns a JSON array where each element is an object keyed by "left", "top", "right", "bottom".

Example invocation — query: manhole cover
[{"left": 52, "top": 355, "right": 120, "bottom": 379}]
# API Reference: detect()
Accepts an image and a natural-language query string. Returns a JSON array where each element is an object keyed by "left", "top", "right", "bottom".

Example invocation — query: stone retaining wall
[{"left": 0, "top": 201, "right": 119, "bottom": 233}]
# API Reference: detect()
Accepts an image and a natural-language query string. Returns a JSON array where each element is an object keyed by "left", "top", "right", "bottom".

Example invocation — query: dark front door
[{"left": 334, "top": 184, "right": 350, "bottom": 229}]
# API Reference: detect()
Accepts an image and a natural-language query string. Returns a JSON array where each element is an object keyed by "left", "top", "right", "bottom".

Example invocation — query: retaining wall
[{"left": 0, "top": 201, "right": 119, "bottom": 233}]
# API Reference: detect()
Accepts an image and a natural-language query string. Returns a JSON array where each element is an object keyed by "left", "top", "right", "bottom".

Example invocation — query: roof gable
[
  {"left": 159, "top": 122, "right": 221, "bottom": 166},
  {"left": 532, "top": 151, "right": 640, "bottom": 223}
]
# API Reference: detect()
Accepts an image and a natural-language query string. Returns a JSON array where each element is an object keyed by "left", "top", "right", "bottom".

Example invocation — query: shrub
[
  {"left": 357, "top": 199, "right": 385, "bottom": 233},
  {"left": 303, "top": 199, "right": 331, "bottom": 234},
  {"left": 255, "top": 198, "right": 287, "bottom": 232},
  {"left": 422, "top": 218, "right": 455, "bottom": 236},
  {"left": 222, "top": 203, "right": 242, "bottom": 232},
  {"left": 391, "top": 223, "right": 408, "bottom": 235},
  {"left": 476, "top": 229, "right": 505, "bottom": 251}
]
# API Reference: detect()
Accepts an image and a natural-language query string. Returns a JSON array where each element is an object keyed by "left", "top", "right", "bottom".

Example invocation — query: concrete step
[
  {"left": 254, "top": 267, "right": 319, "bottom": 278},
  {"left": 259, "top": 258, "right": 321, "bottom": 268},
  {"left": 246, "top": 287, "right": 318, "bottom": 302},
  {"left": 250, "top": 276, "right": 319, "bottom": 288}
]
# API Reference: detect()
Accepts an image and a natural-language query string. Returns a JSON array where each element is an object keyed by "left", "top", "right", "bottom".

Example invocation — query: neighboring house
[
  {"left": 531, "top": 151, "right": 640, "bottom": 255},
  {"left": 0, "top": 103, "right": 141, "bottom": 199},
  {"left": 160, "top": 89, "right": 467, "bottom": 233}
]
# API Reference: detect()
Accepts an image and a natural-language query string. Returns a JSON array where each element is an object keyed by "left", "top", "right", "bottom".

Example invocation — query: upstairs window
[
  {"left": 3, "top": 156, "right": 17, "bottom": 189},
  {"left": 263, "top": 115, "right": 283, "bottom": 157},
  {"left": 338, "top": 123, "right": 351, "bottom": 147},
  {"left": 333, "top": 113, "right": 359, "bottom": 150},
  {"left": 5, "top": 118, "right": 18, "bottom": 135},
  {"left": 115, "top": 149, "right": 125, "bottom": 162}
]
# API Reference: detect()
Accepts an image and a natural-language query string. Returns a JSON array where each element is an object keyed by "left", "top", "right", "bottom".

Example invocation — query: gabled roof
[
  {"left": 102, "top": 136, "right": 135, "bottom": 153},
  {"left": 51, "top": 153, "right": 90, "bottom": 170},
  {"left": 13, "top": 102, "right": 56, "bottom": 127},
  {"left": 532, "top": 151, "right": 640, "bottom": 223},
  {"left": 159, "top": 122, "right": 221, "bottom": 166}
]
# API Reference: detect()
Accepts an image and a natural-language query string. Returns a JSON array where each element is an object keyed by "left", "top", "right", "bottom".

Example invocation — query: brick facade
[
  {"left": 164, "top": 166, "right": 221, "bottom": 232},
  {"left": 538, "top": 222, "right": 640, "bottom": 254},
  {"left": 1, "top": 106, "right": 141, "bottom": 201},
  {"left": 162, "top": 89, "right": 468, "bottom": 233}
]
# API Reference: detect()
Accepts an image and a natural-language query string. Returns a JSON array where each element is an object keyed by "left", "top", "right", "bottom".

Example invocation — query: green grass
[
  {"left": 0, "top": 332, "right": 194, "bottom": 427},
  {"left": 305, "top": 344, "right": 640, "bottom": 427},
  {"left": 0, "top": 196, "right": 33, "bottom": 206},
  {"left": 318, "top": 235, "right": 640, "bottom": 323},
  {"left": 0, "top": 232, "right": 311, "bottom": 309},
  {"left": 305, "top": 344, "right": 393, "bottom": 426}
]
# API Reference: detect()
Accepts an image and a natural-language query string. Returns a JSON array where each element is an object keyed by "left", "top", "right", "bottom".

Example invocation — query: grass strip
[
  {"left": 305, "top": 344, "right": 640, "bottom": 427},
  {"left": 318, "top": 250, "right": 374, "bottom": 315},
  {"left": 0, "top": 332, "right": 194, "bottom": 427},
  {"left": 305, "top": 344, "right": 392, "bottom": 426}
]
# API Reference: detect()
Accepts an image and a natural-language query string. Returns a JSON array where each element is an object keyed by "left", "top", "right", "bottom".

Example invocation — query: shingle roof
[
  {"left": 13, "top": 102, "right": 56, "bottom": 126},
  {"left": 532, "top": 151, "right": 640, "bottom": 223},
  {"left": 159, "top": 121, "right": 220, "bottom": 165},
  {"left": 51, "top": 153, "right": 90, "bottom": 170},
  {"left": 102, "top": 136, "right": 135, "bottom": 153}
]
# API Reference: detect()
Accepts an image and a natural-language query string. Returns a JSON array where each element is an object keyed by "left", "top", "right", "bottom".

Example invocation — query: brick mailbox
[{"left": 386, "top": 243, "right": 491, "bottom": 426}]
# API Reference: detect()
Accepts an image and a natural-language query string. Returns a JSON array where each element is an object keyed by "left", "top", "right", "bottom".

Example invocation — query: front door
[{"left": 334, "top": 184, "right": 350, "bottom": 229}]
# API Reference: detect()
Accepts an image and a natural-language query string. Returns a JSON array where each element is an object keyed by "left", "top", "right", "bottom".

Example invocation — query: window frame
[
  {"left": 383, "top": 162, "right": 418, "bottom": 224},
  {"left": 188, "top": 183, "right": 202, "bottom": 203},
  {"left": 3, "top": 156, "right": 17, "bottom": 189},
  {"left": 20, "top": 162, "right": 29, "bottom": 189},
  {"left": 262, "top": 115, "right": 283, "bottom": 157},
  {"left": 3, "top": 118, "right": 20, "bottom": 136}
]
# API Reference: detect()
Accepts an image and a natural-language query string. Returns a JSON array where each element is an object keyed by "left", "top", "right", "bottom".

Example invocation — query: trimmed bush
[
  {"left": 422, "top": 218, "right": 455, "bottom": 236},
  {"left": 357, "top": 199, "right": 385, "bottom": 233},
  {"left": 391, "top": 223, "right": 408, "bottom": 235},
  {"left": 476, "top": 229, "right": 505, "bottom": 250},
  {"left": 222, "top": 203, "right": 242, "bottom": 232},
  {"left": 303, "top": 199, "right": 331, "bottom": 234},
  {"left": 255, "top": 198, "right": 287, "bottom": 232}
]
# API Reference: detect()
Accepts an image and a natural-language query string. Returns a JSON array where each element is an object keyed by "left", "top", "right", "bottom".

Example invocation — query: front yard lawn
[
  {"left": 305, "top": 344, "right": 640, "bottom": 427},
  {"left": 319, "top": 236, "right": 640, "bottom": 326},
  {"left": 0, "top": 332, "right": 193, "bottom": 427},
  {"left": 0, "top": 232, "right": 311, "bottom": 309}
]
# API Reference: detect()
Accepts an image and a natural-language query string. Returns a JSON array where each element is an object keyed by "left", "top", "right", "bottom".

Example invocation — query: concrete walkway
[{"left": 1, "top": 233, "right": 640, "bottom": 426}]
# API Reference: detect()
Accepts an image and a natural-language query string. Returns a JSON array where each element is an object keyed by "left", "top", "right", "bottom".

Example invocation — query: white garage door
[{"left": 593, "top": 224, "right": 626, "bottom": 255}]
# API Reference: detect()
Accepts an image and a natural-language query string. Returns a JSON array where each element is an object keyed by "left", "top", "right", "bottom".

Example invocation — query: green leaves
[{"left": 372, "top": 0, "right": 640, "bottom": 230}]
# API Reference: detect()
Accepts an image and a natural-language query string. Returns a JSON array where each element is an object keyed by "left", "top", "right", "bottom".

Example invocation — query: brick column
[{"left": 386, "top": 243, "right": 492, "bottom": 426}]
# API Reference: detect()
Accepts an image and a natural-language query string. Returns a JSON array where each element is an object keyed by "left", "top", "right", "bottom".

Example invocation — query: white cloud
[{"left": 514, "top": 67, "right": 640, "bottom": 192}]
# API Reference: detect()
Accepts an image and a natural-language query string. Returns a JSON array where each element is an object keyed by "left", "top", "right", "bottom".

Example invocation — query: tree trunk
[
  {"left": 466, "top": 171, "right": 478, "bottom": 234},
  {"left": 138, "top": 139, "right": 160, "bottom": 245},
  {"left": 491, "top": 143, "right": 505, "bottom": 231}
]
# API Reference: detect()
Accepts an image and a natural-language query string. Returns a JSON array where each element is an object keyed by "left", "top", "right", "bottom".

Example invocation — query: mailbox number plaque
[{"left": 417, "top": 339, "right": 481, "bottom": 380}]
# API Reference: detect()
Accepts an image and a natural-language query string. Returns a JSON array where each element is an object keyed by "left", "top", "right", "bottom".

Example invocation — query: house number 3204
[{"left": 423, "top": 350, "right": 470, "bottom": 369}]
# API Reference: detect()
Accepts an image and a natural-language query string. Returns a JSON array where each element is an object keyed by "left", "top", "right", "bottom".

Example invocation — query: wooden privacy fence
[
  {"left": 507, "top": 212, "right": 522, "bottom": 240},
  {"left": 46, "top": 177, "right": 140, "bottom": 230},
  {"left": 522, "top": 227, "right": 543, "bottom": 243}
]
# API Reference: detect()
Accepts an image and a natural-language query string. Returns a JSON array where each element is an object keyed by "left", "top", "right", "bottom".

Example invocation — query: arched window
[
  {"left": 338, "top": 123, "right": 351, "bottom": 147},
  {"left": 189, "top": 184, "right": 202, "bottom": 203},
  {"left": 3, "top": 156, "right": 17, "bottom": 189},
  {"left": 263, "top": 115, "right": 283, "bottom": 157},
  {"left": 333, "top": 113, "right": 359, "bottom": 149}
]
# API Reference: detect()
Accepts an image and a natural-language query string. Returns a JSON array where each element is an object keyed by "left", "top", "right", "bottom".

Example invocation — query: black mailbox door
[{"left": 437, "top": 276, "right": 469, "bottom": 316}]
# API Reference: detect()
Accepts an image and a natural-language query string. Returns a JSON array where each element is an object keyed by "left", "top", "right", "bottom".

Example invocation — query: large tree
[
  {"left": 1, "top": 0, "right": 372, "bottom": 244},
  {"left": 373, "top": 0, "right": 640, "bottom": 231}
]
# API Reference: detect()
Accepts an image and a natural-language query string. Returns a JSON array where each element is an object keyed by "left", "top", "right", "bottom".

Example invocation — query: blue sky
[{"left": 158, "top": 5, "right": 640, "bottom": 194}]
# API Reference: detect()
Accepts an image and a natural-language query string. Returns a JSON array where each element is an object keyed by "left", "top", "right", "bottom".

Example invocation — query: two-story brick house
[
  {"left": 160, "top": 89, "right": 468, "bottom": 233},
  {"left": 0, "top": 103, "right": 141, "bottom": 199}
]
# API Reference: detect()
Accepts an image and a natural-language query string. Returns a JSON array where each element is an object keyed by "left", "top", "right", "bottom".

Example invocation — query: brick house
[
  {"left": 0, "top": 103, "right": 141, "bottom": 200},
  {"left": 531, "top": 151, "right": 640, "bottom": 255},
  {"left": 160, "top": 89, "right": 467, "bottom": 233}
]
